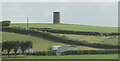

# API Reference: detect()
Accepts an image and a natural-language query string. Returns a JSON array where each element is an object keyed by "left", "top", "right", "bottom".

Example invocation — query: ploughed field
[{"left": 10, "top": 24, "right": 118, "bottom": 33}]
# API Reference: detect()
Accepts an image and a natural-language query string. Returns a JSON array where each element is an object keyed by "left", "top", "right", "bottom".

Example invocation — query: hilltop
[{"left": 10, "top": 24, "right": 118, "bottom": 33}]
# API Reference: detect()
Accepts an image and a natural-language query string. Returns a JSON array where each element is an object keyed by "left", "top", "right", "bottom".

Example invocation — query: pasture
[
  {"left": 10, "top": 24, "right": 118, "bottom": 33},
  {"left": 6, "top": 54, "right": 118, "bottom": 59},
  {"left": 54, "top": 34, "right": 118, "bottom": 46},
  {"left": 2, "top": 31, "right": 105, "bottom": 52},
  {"left": 2, "top": 24, "right": 119, "bottom": 59}
]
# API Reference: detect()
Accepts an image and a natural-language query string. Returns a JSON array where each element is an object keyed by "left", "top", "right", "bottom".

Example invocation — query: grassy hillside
[
  {"left": 2, "top": 32, "right": 105, "bottom": 52},
  {"left": 10, "top": 24, "right": 118, "bottom": 33},
  {"left": 54, "top": 34, "right": 118, "bottom": 46}
]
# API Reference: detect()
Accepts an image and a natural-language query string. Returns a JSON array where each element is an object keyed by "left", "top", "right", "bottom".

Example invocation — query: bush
[
  {"left": 2, "top": 51, "right": 57, "bottom": 56},
  {"left": 25, "top": 51, "right": 56, "bottom": 56},
  {"left": 2, "top": 50, "right": 118, "bottom": 56},
  {"left": 61, "top": 50, "right": 118, "bottom": 55},
  {"left": 1, "top": 20, "right": 11, "bottom": 26}
]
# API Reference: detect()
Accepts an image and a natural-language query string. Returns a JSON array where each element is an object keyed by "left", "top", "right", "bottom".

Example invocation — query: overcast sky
[{"left": 2, "top": 2, "right": 118, "bottom": 27}]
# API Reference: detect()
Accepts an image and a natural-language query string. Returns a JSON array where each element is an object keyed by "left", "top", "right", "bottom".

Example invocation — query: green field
[
  {"left": 2, "top": 24, "right": 119, "bottom": 59},
  {"left": 10, "top": 24, "right": 118, "bottom": 33},
  {"left": 54, "top": 34, "right": 118, "bottom": 46},
  {"left": 2, "top": 31, "right": 105, "bottom": 53},
  {"left": 6, "top": 54, "right": 118, "bottom": 59}
]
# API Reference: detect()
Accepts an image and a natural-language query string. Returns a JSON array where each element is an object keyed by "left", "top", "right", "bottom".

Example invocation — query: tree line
[{"left": 2, "top": 41, "right": 33, "bottom": 55}]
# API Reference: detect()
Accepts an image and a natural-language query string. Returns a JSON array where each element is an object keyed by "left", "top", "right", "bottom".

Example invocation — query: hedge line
[
  {"left": 2, "top": 27, "right": 118, "bottom": 49},
  {"left": 2, "top": 50, "right": 118, "bottom": 56},
  {"left": 2, "top": 51, "right": 56, "bottom": 56},
  {"left": 29, "top": 27, "right": 120, "bottom": 36},
  {"left": 61, "top": 50, "right": 119, "bottom": 55},
  {"left": 26, "top": 51, "right": 56, "bottom": 56}
]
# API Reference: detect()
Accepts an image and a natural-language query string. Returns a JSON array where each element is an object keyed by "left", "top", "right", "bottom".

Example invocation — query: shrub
[
  {"left": 1, "top": 20, "right": 11, "bottom": 26},
  {"left": 26, "top": 51, "right": 56, "bottom": 56},
  {"left": 61, "top": 50, "right": 118, "bottom": 55}
]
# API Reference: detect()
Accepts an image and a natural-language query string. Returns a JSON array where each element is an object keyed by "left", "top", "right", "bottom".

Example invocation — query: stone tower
[{"left": 53, "top": 12, "right": 60, "bottom": 24}]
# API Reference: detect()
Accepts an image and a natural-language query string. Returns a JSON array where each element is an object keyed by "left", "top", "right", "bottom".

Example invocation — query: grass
[
  {"left": 2, "top": 24, "right": 119, "bottom": 59},
  {"left": 2, "top": 31, "right": 105, "bottom": 53},
  {"left": 10, "top": 24, "right": 118, "bottom": 33},
  {"left": 5, "top": 54, "right": 118, "bottom": 59},
  {"left": 54, "top": 34, "right": 118, "bottom": 46}
]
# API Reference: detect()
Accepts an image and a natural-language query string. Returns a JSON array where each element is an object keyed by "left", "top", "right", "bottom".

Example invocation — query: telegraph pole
[
  {"left": 27, "top": 17, "right": 29, "bottom": 29},
  {"left": 26, "top": 17, "right": 30, "bottom": 41}
]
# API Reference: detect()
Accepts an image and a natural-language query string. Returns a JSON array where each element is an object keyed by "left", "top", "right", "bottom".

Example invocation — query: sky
[
  {"left": 1, "top": 0, "right": 119, "bottom": 2},
  {"left": 2, "top": 2, "right": 118, "bottom": 27}
]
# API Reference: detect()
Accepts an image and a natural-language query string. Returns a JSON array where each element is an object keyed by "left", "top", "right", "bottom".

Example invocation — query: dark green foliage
[
  {"left": 2, "top": 50, "right": 118, "bottom": 56},
  {"left": 61, "top": 50, "right": 118, "bottom": 55},
  {"left": 31, "top": 51, "right": 56, "bottom": 56},
  {"left": 2, "top": 40, "right": 33, "bottom": 54},
  {"left": 12, "top": 41, "right": 20, "bottom": 54},
  {"left": 2, "top": 42, "right": 6, "bottom": 52},
  {"left": 2, "top": 41, "right": 20, "bottom": 54},
  {"left": 2, "top": 41, "right": 14, "bottom": 54},
  {"left": 2, "top": 51, "right": 57, "bottom": 56},
  {"left": 1, "top": 20, "right": 11, "bottom": 26},
  {"left": 20, "top": 41, "right": 33, "bottom": 53}
]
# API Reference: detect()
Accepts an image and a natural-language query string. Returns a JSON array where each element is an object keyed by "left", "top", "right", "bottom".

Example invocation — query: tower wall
[{"left": 53, "top": 12, "right": 60, "bottom": 24}]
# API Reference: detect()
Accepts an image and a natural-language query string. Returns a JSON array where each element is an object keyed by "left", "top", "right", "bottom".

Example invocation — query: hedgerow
[
  {"left": 29, "top": 27, "right": 120, "bottom": 36},
  {"left": 61, "top": 50, "right": 119, "bottom": 55}
]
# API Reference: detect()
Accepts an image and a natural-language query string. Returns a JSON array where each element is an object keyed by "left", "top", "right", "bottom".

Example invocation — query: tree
[
  {"left": 2, "top": 20, "right": 11, "bottom": 26},
  {"left": 12, "top": 41, "right": 20, "bottom": 54},
  {"left": 20, "top": 41, "right": 33, "bottom": 53},
  {"left": 2, "top": 41, "right": 33, "bottom": 54},
  {"left": 2, "top": 42, "right": 6, "bottom": 52},
  {"left": 3, "top": 41, "right": 14, "bottom": 55}
]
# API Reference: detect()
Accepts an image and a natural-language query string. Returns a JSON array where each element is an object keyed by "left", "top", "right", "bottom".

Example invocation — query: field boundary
[
  {"left": 2, "top": 50, "right": 118, "bottom": 56},
  {"left": 29, "top": 27, "right": 119, "bottom": 36}
]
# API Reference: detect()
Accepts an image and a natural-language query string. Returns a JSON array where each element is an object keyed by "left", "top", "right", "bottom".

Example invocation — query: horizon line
[{"left": 11, "top": 23, "right": 119, "bottom": 27}]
